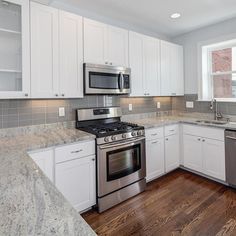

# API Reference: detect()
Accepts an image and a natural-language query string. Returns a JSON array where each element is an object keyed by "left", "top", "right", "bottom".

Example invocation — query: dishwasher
[{"left": 225, "top": 130, "right": 236, "bottom": 187}]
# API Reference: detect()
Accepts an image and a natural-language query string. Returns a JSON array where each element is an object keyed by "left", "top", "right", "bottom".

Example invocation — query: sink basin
[{"left": 195, "top": 120, "right": 228, "bottom": 125}]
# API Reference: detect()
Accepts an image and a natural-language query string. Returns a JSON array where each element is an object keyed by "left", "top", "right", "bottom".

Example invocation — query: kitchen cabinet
[
  {"left": 31, "top": 3, "right": 83, "bottom": 98},
  {"left": 183, "top": 125, "right": 225, "bottom": 181},
  {"left": 31, "top": 2, "right": 59, "bottom": 98},
  {"left": 202, "top": 138, "right": 225, "bottom": 181},
  {"left": 55, "top": 140, "right": 96, "bottom": 212},
  {"left": 0, "top": 0, "right": 30, "bottom": 98},
  {"left": 146, "top": 138, "right": 165, "bottom": 182},
  {"left": 160, "top": 40, "right": 184, "bottom": 96},
  {"left": 84, "top": 18, "right": 128, "bottom": 67},
  {"left": 164, "top": 125, "right": 180, "bottom": 172},
  {"left": 183, "top": 134, "right": 203, "bottom": 173},
  {"left": 29, "top": 149, "right": 54, "bottom": 182},
  {"left": 129, "top": 31, "right": 160, "bottom": 97},
  {"left": 59, "top": 11, "right": 83, "bottom": 98}
]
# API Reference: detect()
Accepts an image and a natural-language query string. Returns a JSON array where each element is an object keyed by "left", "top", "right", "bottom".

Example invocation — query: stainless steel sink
[{"left": 195, "top": 120, "right": 228, "bottom": 125}]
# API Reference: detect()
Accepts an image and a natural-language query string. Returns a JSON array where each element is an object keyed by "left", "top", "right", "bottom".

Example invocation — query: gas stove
[
  {"left": 76, "top": 107, "right": 146, "bottom": 213},
  {"left": 76, "top": 107, "right": 145, "bottom": 144}
]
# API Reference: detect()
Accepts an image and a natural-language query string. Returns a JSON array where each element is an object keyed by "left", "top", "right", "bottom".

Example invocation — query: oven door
[
  {"left": 84, "top": 63, "right": 131, "bottom": 95},
  {"left": 97, "top": 137, "right": 146, "bottom": 197}
]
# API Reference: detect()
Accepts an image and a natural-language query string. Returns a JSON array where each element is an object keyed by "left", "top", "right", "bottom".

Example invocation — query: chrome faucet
[{"left": 210, "top": 99, "right": 223, "bottom": 121}]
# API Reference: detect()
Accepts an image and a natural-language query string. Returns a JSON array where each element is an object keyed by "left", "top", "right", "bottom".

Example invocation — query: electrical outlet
[
  {"left": 157, "top": 102, "right": 161, "bottom": 109},
  {"left": 186, "top": 101, "right": 194, "bottom": 109},
  {"left": 129, "top": 104, "right": 133, "bottom": 111},
  {"left": 59, "top": 107, "right": 65, "bottom": 117}
]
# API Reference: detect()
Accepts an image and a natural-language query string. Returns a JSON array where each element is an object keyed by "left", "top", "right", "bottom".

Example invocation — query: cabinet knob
[
  {"left": 198, "top": 138, "right": 201, "bottom": 141},
  {"left": 61, "top": 94, "right": 65, "bottom": 97},
  {"left": 55, "top": 94, "right": 58, "bottom": 97},
  {"left": 105, "top": 62, "right": 108, "bottom": 65},
  {"left": 110, "top": 62, "right": 113, "bottom": 65},
  {"left": 202, "top": 139, "right": 205, "bottom": 142},
  {"left": 25, "top": 93, "right": 28, "bottom": 97},
  {"left": 92, "top": 158, "right": 95, "bottom": 161},
  {"left": 166, "top": 138, "right": 168, "bottom": 141}
]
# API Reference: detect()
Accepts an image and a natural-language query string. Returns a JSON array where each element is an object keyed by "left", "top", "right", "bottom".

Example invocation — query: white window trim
[{"left": 198, "top": 36, "right": 236, "bottom": 102}]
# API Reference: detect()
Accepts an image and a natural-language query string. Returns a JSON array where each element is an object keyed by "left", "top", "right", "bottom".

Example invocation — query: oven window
[
  {"left": 89, "top": 72, "right": 119, "bottom": 89},
  {"left": 106, "top": 144, "right": 141, "bottom": 181}
]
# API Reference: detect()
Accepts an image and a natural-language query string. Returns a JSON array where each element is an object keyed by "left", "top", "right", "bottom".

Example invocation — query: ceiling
[{"left": 52, "top": 0, "right": 236, "bottom": 38}]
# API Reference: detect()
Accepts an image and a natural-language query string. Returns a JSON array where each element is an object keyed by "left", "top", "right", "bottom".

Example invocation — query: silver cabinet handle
[
  {"left": 151, "top": 133, "right": 158, "bottom": 136},
  {"left": 169, "top": 129, "right": 175, "bottom": 132},
  {"left": 152, "top": 141, "right": 158, "bottom": 144},
  {"left": 25, "top": 93, "right": 28, "bottom": 97},
  {"left": 71, "top": 149, "right": 83, "bottom": 154},
  {"left": 92, "top": 158, "right": 95, "bottom": 161}
]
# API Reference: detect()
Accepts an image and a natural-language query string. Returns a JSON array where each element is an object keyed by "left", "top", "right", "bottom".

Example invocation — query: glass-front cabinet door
[{"left": 0, "top": 0, "right": 30, "bottom": 98}]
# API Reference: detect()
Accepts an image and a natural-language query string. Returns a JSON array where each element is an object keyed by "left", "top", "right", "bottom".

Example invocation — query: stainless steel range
[{"left": 76, "top": 107, "right": 146, "bottom": 213}]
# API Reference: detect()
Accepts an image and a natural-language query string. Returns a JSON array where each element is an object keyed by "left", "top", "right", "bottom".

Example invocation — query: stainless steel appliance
[
  {"left": 83, "top": 63, "right": 131, "bottom": 95},
  {"left": 225, "top": 130, "right": 236, "bottom": 187},
  {"left": 76, "top": 107, "right": 146, "bottom": 212}
]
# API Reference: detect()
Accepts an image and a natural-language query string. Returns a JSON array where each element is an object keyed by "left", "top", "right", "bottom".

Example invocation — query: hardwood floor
[{"left": 82, "top": 169, "right": 236, "bottom": 236}]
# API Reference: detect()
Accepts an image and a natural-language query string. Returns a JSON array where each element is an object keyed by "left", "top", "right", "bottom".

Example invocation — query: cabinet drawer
[
  {"left": 165, "top": 124, "right": 179, "bottom": 136},
  {"left": 145, "top": 127, "right": 164, "bottom": 140},
  {"left": 55, "top": 140, "right": 95, "bottom": 163},
  {"left": 183, "top": 124, "right": 224, "bottom": 141}
]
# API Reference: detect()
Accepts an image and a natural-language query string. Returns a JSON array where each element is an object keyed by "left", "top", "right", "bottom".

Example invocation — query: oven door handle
[{"left": 99, "top": 137, "right": 145, "bottom": 150}]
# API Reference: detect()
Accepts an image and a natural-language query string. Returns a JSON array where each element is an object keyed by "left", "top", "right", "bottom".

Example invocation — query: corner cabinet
[
  {"left": 0, "top": 0, "right": 30, "bottom": 98},
  {"left": 160, "top": 40, "right": 184, "bottom": 96},
  {"left": 30, "top": 2, "right": 83, "bottom": 98},
  {"left": 129, "top": 31, "right": 161, "bottom": 97},
  {"left": 83, "top": 18, "right": 129, "bottom": 67}
]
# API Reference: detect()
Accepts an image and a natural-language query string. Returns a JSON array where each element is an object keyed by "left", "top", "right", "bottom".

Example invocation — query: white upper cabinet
[
  {"left": 160, "top": 40, "right": 184, "bottom": 96},
  {"left": 129, "top": 31, "right": 160, "bottom": 97},
  {"left": 0, "top": 0, "right": 30, "bottom": 98},
  {"left": 31, "top": 3, "right": 83, "bottom": 98},
  {"left": 59, "top": 11, "right": 83, "bottom": 98},
  {"left": 83, "top": 18, "right": 107, "bottom": 65},
  {"left": 84, "top": 18, "right": 128, "bottom": 67},
  {"left": 107, "top": 25, "right": 129, "bottom": 67},
  {"left": 31, "top": 2, "right": 59, "bottom": 98}
]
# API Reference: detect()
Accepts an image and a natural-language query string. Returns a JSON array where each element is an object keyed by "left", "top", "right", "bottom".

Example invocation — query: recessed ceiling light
[{"left": 171, "top": 13, "right": 181, "bottom": 19}]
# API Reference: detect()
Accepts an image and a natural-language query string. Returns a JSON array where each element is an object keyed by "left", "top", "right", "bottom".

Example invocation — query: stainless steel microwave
[{"left": 84, "top": 63, "right": 131, "bottom": 95}]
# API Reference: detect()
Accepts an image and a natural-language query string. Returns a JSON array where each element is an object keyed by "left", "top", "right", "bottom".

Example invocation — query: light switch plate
[
  {"left": 157, "top": 102, "right": 161, "bottom": 109},
  {"left": 186, "top": 101, "right": 194, "bottom": 108},
  {"left": 59, "top": 107, "right": 65, "bottom": 117},
  {"left": 129, "top": 104, "right": 133, "bottom": 111}
]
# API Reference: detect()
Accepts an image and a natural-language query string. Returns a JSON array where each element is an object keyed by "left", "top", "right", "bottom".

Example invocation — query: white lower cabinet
[
  {"left": 55, "top": 155, "right": 96, "bottom": 212},
  {"left": 28, "top": 149, "right": 54, "bottom": 182},
  {"left": 165, "top": 134, "right": 180, "bottom": 172},
  {"left": 183, "top": 125, "right": 225, "bottom": 181},
  {"left": 146, "top": 138, "right": 165, "bottom": 182},
  {"left": 202, "top": 138, "right": 225, "bottom": 181}
]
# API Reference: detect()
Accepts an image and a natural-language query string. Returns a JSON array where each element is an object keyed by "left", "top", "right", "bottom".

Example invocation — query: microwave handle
[{"left": 118, "top": 72, "right": 124, "bottom": 90}]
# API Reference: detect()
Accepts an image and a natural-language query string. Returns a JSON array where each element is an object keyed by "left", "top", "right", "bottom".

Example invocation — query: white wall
[{"left": 172, "top": 17, "right": 236, "bottom": 94}]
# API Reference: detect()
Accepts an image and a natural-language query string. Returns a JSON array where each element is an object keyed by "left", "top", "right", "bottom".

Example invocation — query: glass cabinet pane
[{"left": 0, "top": 0, "right": 22, "bottom": 92}]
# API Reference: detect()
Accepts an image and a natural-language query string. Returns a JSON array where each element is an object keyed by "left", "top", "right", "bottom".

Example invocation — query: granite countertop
[
  {"left": 0, "top": 123, "right": 96, "bottom": 236},
  {"left": 126, "top": 115, "right": 236, "bottom": 130}
]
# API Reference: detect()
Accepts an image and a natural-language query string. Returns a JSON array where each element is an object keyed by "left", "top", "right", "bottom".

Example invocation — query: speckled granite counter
[
  {"left": 123, "top": 115, "right": 236, "bottom": 130},
  {"left": 0, "top": 122, "right": 96, "bottom": 236}
]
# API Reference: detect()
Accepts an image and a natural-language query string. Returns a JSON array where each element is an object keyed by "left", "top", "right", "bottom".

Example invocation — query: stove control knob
[
  {"left": 131, "top": 131, "right": 136, "bottom": 137},
  {"left": 122, "top": 134, "right": 127, "bottom": 139},
  {"left": 104, "top": 137, "right": 110, "bottom": 142},
  {"left": 111, "top": 136, "right": 117, "bottom": 141},
  {"left": 137, "top": 130, "right": 143, "bottom": 136}
]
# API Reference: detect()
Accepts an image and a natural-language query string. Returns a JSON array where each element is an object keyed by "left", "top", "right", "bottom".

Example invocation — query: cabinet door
[
  {"left": 143, "top": 36, "right": 160, "bottom": 96},
  {"left": 146, "top": 138, "right": 164, "bottom": 182},
  {"left": 202, "top": 138, "right": 225, "bottom": 181},
  {"left": 171, "top": 44, "right": 184, "bottom": 96},
  {"left": 160, "top": 40, "right": 171, "bottom": 96},
  {"left": 29, "top": 149, "right": 54, "bottom": 182},
  {"left": 165, "top": 134, "right": 180, "bottom": 172},
  {"left": 31, "top": 2, "right": 59, "bottom": 98},
  {"left": 55, "top": 156, "right": 96, "bottom": 212},
  {"left": 0, "top": 0, "right": 30, "bottom": 98},
  {"left": 129, "top": 31, "right": 144, "bottom": 96},
  {"left": 83, "top": 18, "right": 107, "bottom": 65},
  {"left": 183, "top": 134, "right": 203, "bottom": 172},
  {"left": 59, "top": 11, "right": 83, "bottom": 98},
  {"left": 107, "top": 25, "right": 128, "bottom": 67}
]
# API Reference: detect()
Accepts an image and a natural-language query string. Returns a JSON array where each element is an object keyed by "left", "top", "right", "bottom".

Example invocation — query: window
[{"left": 201, "top": 39, "right": 236, "bottom": 101}]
